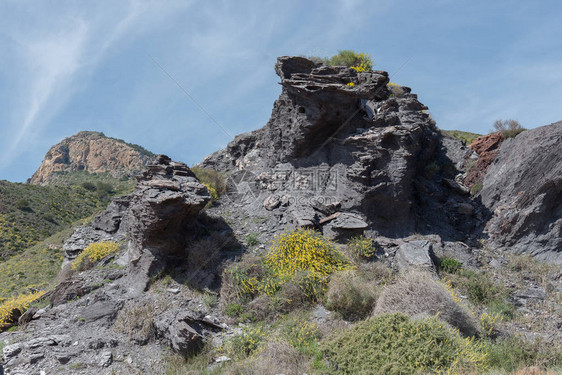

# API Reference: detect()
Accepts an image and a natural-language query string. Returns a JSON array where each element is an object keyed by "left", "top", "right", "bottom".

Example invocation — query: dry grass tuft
[
  {"left": 113, "top": 302, "right": 156, "bottom": 345},
  {"left": 374, "top": 270, "right": 478, "bottom": 336},
  {"left": 324, "top": 270, "right": 378, "bottom": 320}
]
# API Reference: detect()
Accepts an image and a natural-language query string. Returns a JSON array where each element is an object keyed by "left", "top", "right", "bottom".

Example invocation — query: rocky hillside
[
  {"left": 1, "top": 56, "right": 561, "bottom": 374},
  {"left": 29, "top": 131, "right": 154, "bottom": 185}
]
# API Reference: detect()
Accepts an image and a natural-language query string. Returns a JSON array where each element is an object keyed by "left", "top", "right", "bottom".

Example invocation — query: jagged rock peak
[{"left": 29, "top": 131, "right": 154, "bottom": 185}]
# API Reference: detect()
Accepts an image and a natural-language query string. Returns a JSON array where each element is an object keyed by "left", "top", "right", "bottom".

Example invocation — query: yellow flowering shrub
[
  {"left": 221, "top": 324, "right": 269, "bottom": 359},
  {"left": 203, "top": 183, "right": 219, "bottom": 203},
  {"left": 480, "top": 311, "right": 503, "bottom": 337},
  {"left": 265, "top": 229, "right": 351, "bottom": 280},
  {"left": 223, "top": 230, "right": 351, "bottom": 304},
  {"left": 0, "top": 291, "right": 46, "bottom": 328},
  {"left": 346, "top": 82, "right": 355, "bottom": 87},
  {"left": 72, "top": 241, "right": 120, "bottom": 271},
  {"left": 346, "top": 235, "right": 377, "bottom": 260}
]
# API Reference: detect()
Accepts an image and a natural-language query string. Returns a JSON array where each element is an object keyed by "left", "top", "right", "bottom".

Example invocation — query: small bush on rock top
[
  {"left": 321, "top": 313, "right": 489, "bottom": 375},
  {"left": 388, "top": 82, "right": 406, "bottom": 98},
  {"left": 72, "top": 241, "right": 120, "bottom": 271},
  {"left": 493, "top": 119, "right": 526, "bottom": 138},
  {"left": 374, "top": 271, "right": 478, "bottom": 336},
  {"left": 326, "top": 50, "right": 373, "bottom": 72}
]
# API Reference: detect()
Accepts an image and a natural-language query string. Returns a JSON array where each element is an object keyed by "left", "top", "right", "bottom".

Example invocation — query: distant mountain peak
[{"left": 29, "top": 131, "right": 154, "bottom": 185}]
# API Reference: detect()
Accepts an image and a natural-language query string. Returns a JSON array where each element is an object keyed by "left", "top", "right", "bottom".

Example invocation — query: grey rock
[
  {"left": 395, "top": 240, "right": 436, "bottom": 272},
  {"left": 201, "top": 56, "right": 442, "bottom": 239},
  {"left": 481, "top": 123, "right": 562, "bottom": 262},
  {"left": 98, "top": 351, "right": 113, "bottom": 367},
  {"left": 18, "top": 307, "right": 38, "bottom": 326},
  {"left": 3, "top": 343, "right": 22, "bottom": 360},
  {"left": 81, "top": 301, "right": 120, "bottom": 325},
  {"left": 514, "top": 287, "right": 546, "bottom": 307}
]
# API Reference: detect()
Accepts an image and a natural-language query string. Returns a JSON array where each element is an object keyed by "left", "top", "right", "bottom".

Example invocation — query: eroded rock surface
[
  {"left": 481, "top": 123, "right": 562, "bottom": 262},
  {"left": 202, "top": 56, "right": 477, "bottom": 241}
]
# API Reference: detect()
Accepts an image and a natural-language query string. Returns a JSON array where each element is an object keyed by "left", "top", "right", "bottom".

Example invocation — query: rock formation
[
  {"left": 63, "top": 155, "right": 211, "bottom": 292},
  {"left": 464, "top": 132, "right": 503, "bottom": 188},
  {"left": 30, "top": 131, "right": 153, "bottom": 185},
  {"left": 480, "top": 122, "right": 562, "bottom": 262},
  {"left": 202, "top": 56, "right": 475, "bottom": 240}
]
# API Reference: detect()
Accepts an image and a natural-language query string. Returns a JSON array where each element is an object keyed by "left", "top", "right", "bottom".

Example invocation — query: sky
[{"left": 1, "top": 0, "right": 561, "bottom": 182}]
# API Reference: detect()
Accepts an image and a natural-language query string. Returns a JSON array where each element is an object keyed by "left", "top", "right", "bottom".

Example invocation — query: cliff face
[
  {"left": 480, "top": 122, "right": 562, "bottom": 262},
  {"left": 29, "top": 131, "right": 154, "bottom": 185}
]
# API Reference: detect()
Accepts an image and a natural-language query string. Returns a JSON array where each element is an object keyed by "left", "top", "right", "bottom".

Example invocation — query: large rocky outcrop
[
  {"left": 30, "top": 131, "right": 153, "bottom": 185},
  {"left": 63, "top": 155, "right": 211, "bottom": 291},
  {"left": 480, "top": 122, "right": 562, "bottom": 262},
  {"left": 201, "top": 56, "right": 469, "bottom": 239}
]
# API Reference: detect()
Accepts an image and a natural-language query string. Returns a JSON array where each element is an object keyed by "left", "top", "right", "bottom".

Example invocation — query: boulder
[
  {"left": 480, "top": 123, "right": 562, "bottom": 262},
  {"left": 394, "top": 240, "right": 436, "bottom": 272}
]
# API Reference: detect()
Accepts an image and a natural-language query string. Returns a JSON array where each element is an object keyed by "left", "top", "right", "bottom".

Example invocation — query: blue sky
[{"left": 1, "top": 0, "right": 561, "bottom": 182}]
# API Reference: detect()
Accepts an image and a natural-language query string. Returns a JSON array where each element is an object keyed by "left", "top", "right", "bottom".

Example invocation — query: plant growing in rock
[
  {"left": 493, "top": 119, "right": 526, "bottom": 138},
  {"left": 326, "top": 50, "right": 373, "bottom": 72},
  {"left": 388, "top": 82, "right": 406, "bottom": 97},
  {"left": 324, "top": 270, "right": 378, "bottom": 320},
  {"left": 72, "top": 241, "right": 120, "bottom": 271}
]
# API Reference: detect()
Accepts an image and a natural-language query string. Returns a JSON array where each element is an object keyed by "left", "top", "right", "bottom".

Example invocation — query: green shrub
[
  {"left": 493, "top": 119, "right": 526, "bottom": 138},
  {"left": 424, "top": 161, "right": 440, "bottom": 179},
  {"left": 437, "top": 257, "right": 463, "bottom": 274},
  {"left": 326, "top": 50, "right": 373, "bottom": 72},
  {"left": 471, "top": 180, "right": 483, "bottom": 195},
  {"left": 321, "top": 313, "right": 489, "bottom": 374},
  {"left": 245, "top": 233, "right": 259, "bottom": 248},
  {"left": 225, "top": 303, "right": 244, "bottom": 317},
  {"left": 447, "top": 269, "right": 507, "bottom": 306},
  {"left": 440, "top": 129, "right": 481, "bottom": 145},
  {"left": 324, "top": 270, "right": 377, "bottom": 320},
  {"left": 346, "top": 235, "right": 376, "bottom": 260},
  {"left": 15, "top": 199, "right": 31, "bottom": 212}
]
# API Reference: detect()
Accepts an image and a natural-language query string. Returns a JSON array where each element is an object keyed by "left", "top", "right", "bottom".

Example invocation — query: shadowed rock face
[
  {"left": 62, "top": 155, "right": 211, "bottom": 291},
  {"left": 481, "top": 122, "right": 562, "bottom": 262},
  {"left": 202, "top": 56, "right": 443, "bottom": 238},
  {"left": 126, "top": 155, "right": 211, "bottom": 291}
]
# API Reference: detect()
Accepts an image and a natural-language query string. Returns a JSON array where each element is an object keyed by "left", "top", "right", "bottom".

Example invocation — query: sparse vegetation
[
  {"left": 388, "top": 82, "right": 406, "bottom": 98},
  {"left": 113, "top": 302, "right": 156, "bottom": 344},
  {"left": 493, "top": 119, "right": 526, "bottom": 138},
  {"left": 191, "top": 166, "right": 226, "bottom": 205},
  {"left": 441, "top": 129, "right": 482, "bottom": 145}
]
